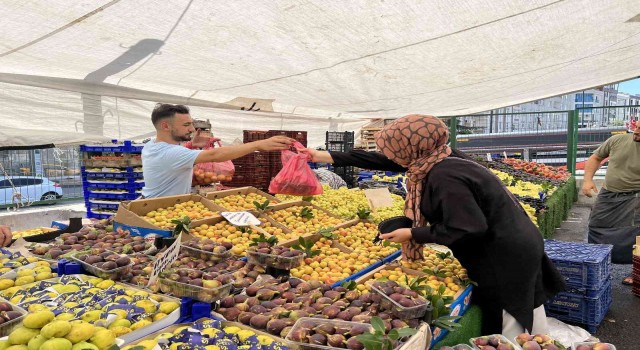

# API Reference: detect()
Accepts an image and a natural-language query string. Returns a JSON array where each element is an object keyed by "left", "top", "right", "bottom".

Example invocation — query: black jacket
[{"left": 331, "top": 149, "right": 566, "bottom": 331}]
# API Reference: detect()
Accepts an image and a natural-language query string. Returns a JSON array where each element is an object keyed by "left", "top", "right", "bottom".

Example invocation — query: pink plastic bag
[
  {"left": 269, "top": 142, "right": 323, "bottom": 196},
  {"left": 192, "top": 141, "right": 235, "bottom": 185}
]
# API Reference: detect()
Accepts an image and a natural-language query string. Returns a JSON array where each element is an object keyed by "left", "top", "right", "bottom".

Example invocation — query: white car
[{"left": 0, "top": 176, "right": 63, "bottom": 206}]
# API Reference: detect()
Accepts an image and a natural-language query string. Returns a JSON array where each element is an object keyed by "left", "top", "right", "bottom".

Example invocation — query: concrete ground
[{"left": 552, "top": 180, "right": 639, "bottom": 349}]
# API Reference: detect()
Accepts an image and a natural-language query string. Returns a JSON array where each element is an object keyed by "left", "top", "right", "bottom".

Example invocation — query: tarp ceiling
[{"left": 1, "top": 0, "right": 640, "bottom": 148}]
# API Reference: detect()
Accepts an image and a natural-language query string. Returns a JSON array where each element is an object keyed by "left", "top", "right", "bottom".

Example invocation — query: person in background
[
  {"left": 303, "top": 114, "right": 565, "bottom": 339},
  {"left": 582, "top": 122, "right": 640, "bottom": 285},
  {"left": 312, "top": 168, "right": 348, "bottom": 189},
  {"left": 142, "top": 103, "right": 294, "bottom": 198},
  {"left": 0, "top": 226, "right": 12, "bottom": 247}
]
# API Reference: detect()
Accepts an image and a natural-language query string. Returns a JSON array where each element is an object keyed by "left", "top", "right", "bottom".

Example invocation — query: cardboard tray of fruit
[
  {"left": 262, "top": 200, "right": 347, "bottom": 236},
  {"left": 180, "top": 234, "right": 233, "bottom": 262},
  {"left": 368, "top": 280, "right": 430, "bottom": 320},
  {"left": 470, "top": 334, "right": 520, "bottom": 349},
  {"left": 572, "top": 342, "right": 615, "bottom": 350},
  {"left": 114, "top": 194, "right": 226, "bottom": 237},
  {"left": 125, "top": 317, "right": 299, "bottom": 349},
  {"left": 70, "top": 250, "right": 134, "bottom": 280},
  {"left": 285, "top": 317, "right": 374, "bottom": 350},
  {"left": 246, "top": 247, "right": 305, "bottom": 270},
  {"left": 0, "top": 296, "right": 28, "bottom": 337},
  {"left": 14, "top": 274, "right": 181, "bottom": 345},
  {"left": 205, "top": 186, "right": 280, "bottom": 211},
  {"left": 158, "top": 267, "right": 234, "bottom": 303},
  {"left": 514, "top": 333, "right": 568, "bottom": 350}
]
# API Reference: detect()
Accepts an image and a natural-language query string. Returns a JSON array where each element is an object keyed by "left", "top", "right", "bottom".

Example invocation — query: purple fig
[
  {"left": 309, "top": 333, "right": 328, "bottom": 346},
  {"left": 322, "top": 306, "right": 341, "bottom": 319},
  {"left": 345, "top": 337, "right": 365, "bottom": 350},
  {"left": 289, "top": 328, "right": 310, "bottom": 343},
  {"left": 238, "top": 312, "right": 256, "bottom": 325},
  {"left": 314, "top": 323, "right": 335, "bottom": 336},
  {"left": 327, "top": 334, "right": 347, "bottom": 348}
]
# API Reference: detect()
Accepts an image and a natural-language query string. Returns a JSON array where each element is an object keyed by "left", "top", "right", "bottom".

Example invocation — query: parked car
[{"left": 0, "top": 176, "right": 63, "bottom": 205}]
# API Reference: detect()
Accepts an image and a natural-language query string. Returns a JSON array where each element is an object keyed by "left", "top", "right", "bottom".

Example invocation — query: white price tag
[
  {"left": 148, "top": 234, "right": 181, "bottom": 286},
  {"left": 221, "top": 211, "right": 261, "bottom": 226},
  {"left": 486, "top": 153, "right": 492, "bottom": 162},
  {"left": 503, "top": 151, "right": 508, "bottom": 159}
]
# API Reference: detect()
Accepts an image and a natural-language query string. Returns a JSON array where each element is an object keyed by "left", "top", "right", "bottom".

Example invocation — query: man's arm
[
  {"left": 195, "top": 136, "right": 292, "bottom": 164},
  {"left": 581, "top": 154, "right": 605, "bottom": 197}
]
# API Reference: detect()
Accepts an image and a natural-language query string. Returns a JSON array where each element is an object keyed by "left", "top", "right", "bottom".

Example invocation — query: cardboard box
[
  {"left": 114, "top": 194, "right": 225, "bottom": 238},
  {"left": 204, "top": 186, "right": 280, "bottom": 211}
]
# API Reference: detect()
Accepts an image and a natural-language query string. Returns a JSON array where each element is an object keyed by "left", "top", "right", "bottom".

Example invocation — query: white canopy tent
[{"left": 1, "top": 0, "right": 639, "bottom": 148}]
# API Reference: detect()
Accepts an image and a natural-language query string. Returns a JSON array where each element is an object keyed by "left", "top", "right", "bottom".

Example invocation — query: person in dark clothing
[{"left": 303, "top": 115, "right": 565, "bottom": 338}]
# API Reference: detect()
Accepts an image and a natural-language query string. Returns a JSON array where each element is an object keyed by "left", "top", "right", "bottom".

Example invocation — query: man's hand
[
  {"left": 582, "top": 180, "right": 598, "bottom": 197},
  {"left": 0, "top": 226, "right": 12, "bottom": 247},
  {"left": 255, "top": 136, "right": 294, "bottom": 151},
  {"left": 380, "top": 228, "right": 412, "bottom": 243}
]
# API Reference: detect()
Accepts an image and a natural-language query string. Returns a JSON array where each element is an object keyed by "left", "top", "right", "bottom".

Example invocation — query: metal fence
[
  {"left": 0, "top": 146, "right": 84, "bottom": 209},
  {"left": 443, "top": 105, "right": 637, "bottom": 174}
]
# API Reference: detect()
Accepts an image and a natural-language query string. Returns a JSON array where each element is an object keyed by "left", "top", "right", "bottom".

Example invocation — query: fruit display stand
[
  {"left": 2, "top": 273, "right": 181, "bottom": 346},
  {"left": 205, "top": 186, "right": 280, "bottom": 211},
  {"left": 186, "top": 216, "right": 271, "bottom": 256},
  {"left": 536, "top": 176, "right": 578, "bottom": 238},
  {"left": 261, "top": 201, "right": 347, "bottom": 243},
  {"left": 120, "top": 318, "right": 298, "bottom": 350},
  {"left": 331, "top": 219, "right": 401, "bottom": 263},
  {"left": 113, "top": 194, "right": 226, "bottom": 238},
  {"left": 355, "top": 263, "right": 474, "bottom": 347},
  {"left": 280, "top": 232, "right": 384, "bottom": 286},
  {"left": 81, "top": 141, "right": 145, "bottom": 219}
]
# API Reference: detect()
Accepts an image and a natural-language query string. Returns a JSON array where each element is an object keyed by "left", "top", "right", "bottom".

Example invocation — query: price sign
[
  {"left": 221, "top": 211, "right": 261, "bottom": 226},
  {"left": 486, "top": 153, "right": 492, "bottom": 162},
  {"left": 364, "top": 188, "right": 394, "bottom": 210},
  {"left": 148, "top": 234, "right": 181, "bottom": 286}
]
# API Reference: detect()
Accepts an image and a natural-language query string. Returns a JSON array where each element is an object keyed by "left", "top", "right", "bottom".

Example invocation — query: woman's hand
[
  {"left": 300, "top": 148, "right": 335, "bottom": 163},
  {"left": 380, "top": 228, "right": 412, "bottom": 243},
  {"left": 0, "top": 226, "right": 12, "bottom": 247}
]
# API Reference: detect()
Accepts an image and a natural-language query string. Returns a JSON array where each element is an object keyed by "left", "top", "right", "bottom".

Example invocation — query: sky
[{"left": 618, "top": 77, "right": 640, "bottom": 95}]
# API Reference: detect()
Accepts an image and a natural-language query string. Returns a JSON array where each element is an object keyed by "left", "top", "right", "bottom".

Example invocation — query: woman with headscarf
[{"left": 303, "top": 115, "right": 565, "bottom": 339}]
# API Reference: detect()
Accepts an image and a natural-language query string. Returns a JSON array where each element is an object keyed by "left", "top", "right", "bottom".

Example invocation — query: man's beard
[{"left": 171, "top": 131, "right": 192, "bottom": 142}]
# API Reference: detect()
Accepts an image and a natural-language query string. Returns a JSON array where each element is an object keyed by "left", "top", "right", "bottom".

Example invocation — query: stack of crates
[
  {"left": 80, "top": 140, "right": 144, "bottom": 219},
  {"left": 242, "top": 130, "right": 308, "bottom": 189},
  {"left": 543, "top": 240, "right": 613, "bottom": 333},
  {"left": 326, "top": 132, "right": 356, "bottom": 187},
  {"left": 220, "top": 152, "right": 271, "bottom": 191},
  {"left": 633, "top": 253, "right": 640, "bottom": 297}
]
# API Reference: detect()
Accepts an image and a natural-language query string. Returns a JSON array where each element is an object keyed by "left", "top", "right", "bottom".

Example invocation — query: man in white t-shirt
[{"left": 142, "top": 104, "right": 293, "bottom": 198}]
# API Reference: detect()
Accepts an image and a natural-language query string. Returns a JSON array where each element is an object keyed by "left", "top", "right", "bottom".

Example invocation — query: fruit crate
[
  {"left": 86, "top": 208, "right": 117, "bottom": 219},
  {"left": 84, "top": 189, "right": 140, "bottom": 200},
  {"left": 469, "top": 335, "right": 519, "bottom": 350},
  {"left": 0, "top": 296, "right": 28, "bottom": 337},
  {"left": 205, "top": 186, "right": 279, "bottom": 211},
  {"left": 285, "top": 317, "right": 374, "bottom": 350},
  {"left": 70, "top": 251, "right": 134, "bottom": 280},
  {"left": 220, "top": 152, "right": 271, "bottom": 190},
  {"left": 263, "top": 200, "right": 347, "bottom": 237},
  {"left": 82, "top": 166, "right": 143, "bottom": 179},
  {"left": 82, "top": 153, "right": 143, "bottom": 167},
  {"left": 544, "top": 240, "right": 612, "bottom": 293},
  {"left": 326, "top": 131, "right": 355, "bottom": 144},
  {"left": 158, "top": 274, "right": 233, "bottom": 303},
  {"left": 246, "top": 249, "right": 305, "bottom": 270},
  {"left": 180, "top": 244, "right": 232, "bottom": 263},
  {"left": 85, "top": 200, "right": 121, "bottom": 211},
  {"left": 572, "top": 342, "right": 617, "bottom": 350},
  {"left": 83, "top": 179, "right": 144, "bottom": 190},
  {"left": 544, "top": 279, "right": 612, "bottom": 333},
  {"left": 368, "top": 281, "right": 430, "bottom": 319},
  {"left": 80, "top": 140, "right": 144, "bottom": 153}
]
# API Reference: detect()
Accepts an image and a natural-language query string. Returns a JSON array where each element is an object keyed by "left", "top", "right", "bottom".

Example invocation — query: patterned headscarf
[{"left": 375, "top": 115, "right": 452, "bottom": 260}]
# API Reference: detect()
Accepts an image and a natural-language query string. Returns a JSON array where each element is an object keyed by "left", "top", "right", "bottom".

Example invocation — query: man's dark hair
[{"left": 151, "top": 103, "right": 190, "bottom": 126}]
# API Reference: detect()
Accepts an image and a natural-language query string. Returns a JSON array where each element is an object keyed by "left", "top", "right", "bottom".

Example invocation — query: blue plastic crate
[
  {"left": 86, "top": 209, "right": 116, "bottom": 219},
  {"left": 82, "top": 180, "right": 144, "bottom": 190},
  {"left": 544, "top": 240, "right": 612, "bottom": 291},
  {"left": 430, "top": 285, "right": 474, "bottom": 347},
  {"left": 84, "top": 190, "right": 140, "bottom": 200},
  {"left": 544, "top": 279, "right": 612, "bottom": 333},
  {"left": 80, "top": 140, "right": 143, "bottom": 153},
  {"left": 82, "top": 166, "right": 143, "bottom": 179},
  {"left": 85, "top": 201, "right": 121, "bottom": 210}
]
